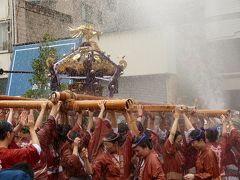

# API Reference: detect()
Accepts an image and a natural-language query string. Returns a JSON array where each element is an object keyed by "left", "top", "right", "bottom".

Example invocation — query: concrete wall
[
  {"left": 55, "top": 0, "right": 117, "bottom": 31},
  {"left": 97, "top": 27, "right": 177, "bottom": 76},
  {"left": 16, "top": 0, "right": 72, "bottom": 44},
  {"left": 101, "top": 74, "right": 176, "bottom": 103}
]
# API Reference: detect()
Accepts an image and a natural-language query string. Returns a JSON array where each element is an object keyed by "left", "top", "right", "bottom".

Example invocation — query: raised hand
[
  {"left": 184, "top": 173, "right": 194, "bottom": 180},
  {"left": 98, "top": 100, "right": 106, "bottom": 111},
  {"left": 173, "top": 108, "right": 180, "bottom": 120},
  {"left": 80, "top": 147, "right": 89, "bottom": 160},
  {"left": 73, "top": 137, "right": 81, "bottom": 147},
  {"left": 27, "top": 110, "right": 35, "bottom": 129},
  {"left": 98, "top": 100, "right": 106, "bottom": 119},
  {"left": 41, "top": 101, "right": 48, "bottom": 110},
  {"left": 19, "top": 111, "right": 28, "bottom": 126},
  {"left": 137, "top": 104, "right": 143, "bottom": 117}
]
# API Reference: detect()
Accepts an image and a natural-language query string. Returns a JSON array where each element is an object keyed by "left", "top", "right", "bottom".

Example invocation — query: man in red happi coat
[{"left": 0, "top": 111, "right": 41, "bottom": 169}]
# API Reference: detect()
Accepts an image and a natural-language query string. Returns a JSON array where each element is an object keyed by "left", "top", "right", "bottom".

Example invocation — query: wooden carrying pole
[
  {"left": 0, "top": 100, "right": 53, "bottom": 109},
  {"left": 131, "top": 105, "right": 229, "bottom": 117},
  {"left": 0, "top": 99, "right": 134, "bottom": 111},
  {"left": 195, "top": 109, "right": 230, "bottom": 117},
  {"left": 131, "top": 104, "right": 176, "bottom": 112},
  {"left": 0, "top": 95, "right": 31, "bottom": 101},
  {"left": 0, "top": 98, "right": 229, "bottom": 117},
  {"left": 50, "top": 91, "right": 106, "bottom": 102},
  {"left": 65, "top": 99, "right": 134, "bottom": 111}
]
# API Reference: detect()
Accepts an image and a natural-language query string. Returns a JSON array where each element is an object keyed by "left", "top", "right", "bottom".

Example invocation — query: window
[
  {"left": 81, "top": 3, "right": 93, "bottom": 24},
  {"left": 0, "top": 21, "right": 9, "bottom": 52},
  {"left": 0, "top": 0, "right": 8, "bottom": 19}
]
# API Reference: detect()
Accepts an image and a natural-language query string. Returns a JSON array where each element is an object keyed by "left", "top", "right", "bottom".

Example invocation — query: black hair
[
  {"left": 118, "top": 122, "right": 129, "bottom": 135},
  {"left": 56, "top": 124, "right": 71, "bottom": 143},
  {"left": 90, "top": 121, "right": 95, "bottom": 133},
  {"left": 132, "top": 132, "right": 153, "bottom": 149},
  {"left": 206, "top": 128, "right": 219, "bottom": 143},
  {"left": 174, "top": 130, "right": 182, "bottom": 142},
  {"left": 0, "top": 121, "right": 13, "bottom": 140},
  {"left": 189, "top": 128, "right": 206, "bottom": 142},
  {"left": 104, "top": 131, "right": 119, "bottom": 144},
  {"left": 11, "top": 162, "right": 34, "bottom": 179}
]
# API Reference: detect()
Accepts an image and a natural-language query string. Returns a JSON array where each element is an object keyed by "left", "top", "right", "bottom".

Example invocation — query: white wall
[
  {"left": 97, "top": 26, "right": 176, "bottom": 76},
  {"left": 205, "top": 0, "right": 240, "bottom": 40},
  {"left": 205, "top": 0, "right": 240, "bottom": 17},
  {"left": 0, "top": 0, "right": 9, "bottom": 19},
  {"left": 0, "top": 53, "right": 11, "bottom": 78},
  {"left": 206, "top": 19, "right": 240, "bottom": 40}
]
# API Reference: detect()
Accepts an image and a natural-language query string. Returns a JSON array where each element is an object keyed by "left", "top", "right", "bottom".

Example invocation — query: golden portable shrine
[{"left": 53, "top": 24, "right": 127, "bottom": 97}]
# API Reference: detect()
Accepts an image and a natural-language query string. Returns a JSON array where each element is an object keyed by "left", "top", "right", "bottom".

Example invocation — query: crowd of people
[{"left": 0, "top": 100, "right": 239, "bottom": 180}]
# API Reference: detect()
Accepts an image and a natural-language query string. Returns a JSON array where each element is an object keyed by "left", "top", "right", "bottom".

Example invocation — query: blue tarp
[{"left": 6, "top": 38, "right": 81, "bottom": 96}]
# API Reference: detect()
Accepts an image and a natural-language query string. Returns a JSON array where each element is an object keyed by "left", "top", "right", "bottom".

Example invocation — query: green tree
[{"left": 24, "top": 34, "right": 57, "bottom": 98}]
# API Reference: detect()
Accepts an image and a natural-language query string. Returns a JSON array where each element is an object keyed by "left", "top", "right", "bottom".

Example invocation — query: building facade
[
  {"left": 1, "top": 0, "right": 240, "bottom": 109},
  {"left": 0, "top": 0, "right": 12, "bottom": 94},
  {"left": 204, "top": 0, "right": 240, "bottom": 109}
]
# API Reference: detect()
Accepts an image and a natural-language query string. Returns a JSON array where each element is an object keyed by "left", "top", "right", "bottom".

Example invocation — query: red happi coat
[
  {"left": 119, "top": 131, "right": 134, "bottom": 179},
  {"left": 195, "top": 146, "right": 220, "bottom": 180},
  {"left": 222, "top": 129, "right": 240, "bottom": 177},
  {"left": 207, "top": 133, "right": 227, "bottom": 174},
  {"left": 88, "top": 118, "right": 113, "bottom": 161},
  {"left": 0, "top": 144, "right": 40, "bottom": 169},
  {"left": 92, "top": 151, "right": 120, "bottom": 180},
  {"left": 147, "top": 129, "right": 164, "bottom": 157},
  {"left": 163, "top": 139, "right": 186, "bottom": 180},
  {"left": 34, "top": 116, "right": 58, "bottom": 180},
  {"left": 230, "top": 129, "right": 240, "bottom": 162},
  {"left": 184, "top": 140, "right": 198, "bottom": 171},
  {"left": 138, "top": 150, "right": 165, "bottom": 180},
  {"left": 60, "top": 121, "right": 91, "bottom": 179},
  {"left": 60, "top": 142, "right": 89, "bottom": 179}
]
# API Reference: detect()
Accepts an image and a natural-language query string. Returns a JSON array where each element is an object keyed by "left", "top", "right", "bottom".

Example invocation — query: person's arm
[
  {"left": 27, "top": 110, "right": 41, "bottom": 155},
  {"left": 183, "top": 113, "right": 194, "bottom": 130},
  {"left": 87, "top": 111, "right": 94, "bottom": 132},
  {"left": 28, "top": 110, "right": 40, "bottom": 146},
  {"left": 76, "top": 112, "right": 82, "bottom": 128},
  {"left": 13, "top": 110, "right": 27, "bottom": 134},
  {"left": 168, "top": 108, "right": 180, "bottom": 144},
  {"left": 7, "top": 108, "right": 14, "bottom": 124},
  {"left": 49, "top": 101, "right": 62, "bottom": 119},
  {"left": 108, "top": 111, "right": 117, "bottom": 130},
  {"left": 98, "top": 100, "right": 106, "bottom": 119},
  {"left": 81, "top": 147, "right": 93, "bottom": 175},
  {"left": 159, "top": 113, "right": 166, "bottom": 131},
  {"left": 137, "top": 104, "right": 143, "bottom": 122},
  {"left": 147, "top": 112, "right": 155, "bottom": 130},
  {"left": 36, "top": 102, "right": 61, "bottom": 151},
  {"left": 220, "top": 115, "right": 227, "bottom": 135},
  {"left": 124, "top": 110, "right": 140, "bottom": 137},
  {"left": 34, "top": 102, "right": 47, "bottom": 131},
  {"left": 72, "top": 137, "right": 81, "bottom": 156}
]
